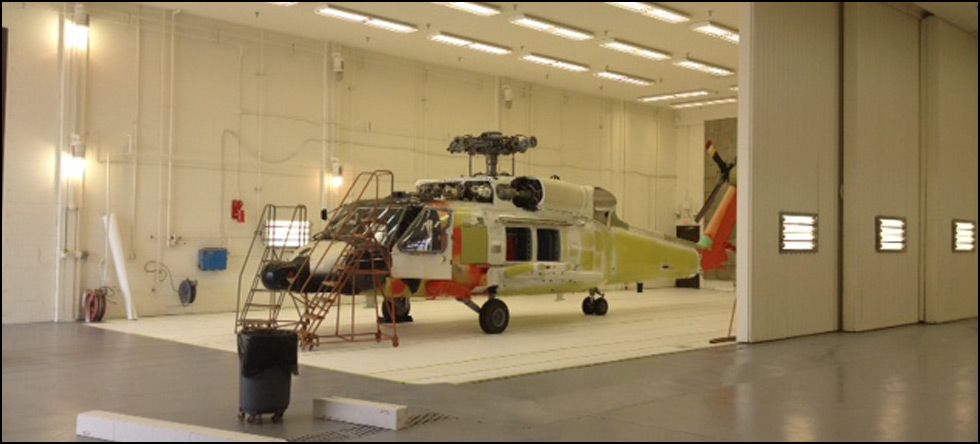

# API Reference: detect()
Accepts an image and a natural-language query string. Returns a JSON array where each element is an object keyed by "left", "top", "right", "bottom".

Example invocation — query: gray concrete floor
[{"left": 2, "top": 319, "right": 977, "bottom": 442}]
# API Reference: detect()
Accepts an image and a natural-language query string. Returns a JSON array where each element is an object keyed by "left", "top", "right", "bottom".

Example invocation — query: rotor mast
[{"left": 447, "top": 132, "right": 537, "bottom": 177}]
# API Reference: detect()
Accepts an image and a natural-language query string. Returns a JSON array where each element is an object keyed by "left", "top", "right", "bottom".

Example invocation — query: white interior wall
[
  {"left": 0, "top": 5, "right": 62, "bottom": 324},
  {"left": 2, "top": 3, "right": 687, "bottom": 323},
  {"left": 738, "top": 2, "right": 841, "bottom": 342},
  {"left": 674, "top": 123, "right": 705, "bottom": 227},
  {"left": 842, "top": 2, "right": 921, "bottom": 331},
  {"left": 922, "top": 16, "right": 979, "bottom": 323}
]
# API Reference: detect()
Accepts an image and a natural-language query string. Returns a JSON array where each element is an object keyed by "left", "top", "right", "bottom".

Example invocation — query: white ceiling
[
  {"left": 137, "top": 2, "right": 742, "bottom": 107},
  {"left": 912, "top": 2, "right": 978, "bottom": 36}
]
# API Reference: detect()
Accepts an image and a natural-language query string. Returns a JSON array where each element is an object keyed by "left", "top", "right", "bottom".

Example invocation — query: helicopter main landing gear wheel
[
  {"left": 583, "top": 289, "right": 608, "bottom": 316},
  {"left": 479, "top": 298, "right": 510, "bottom": 334}
]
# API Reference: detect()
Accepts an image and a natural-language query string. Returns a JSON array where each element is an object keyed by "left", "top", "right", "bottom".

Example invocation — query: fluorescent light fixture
[
  {"left": 692, "top": 21, "right": 740, "bottom": 44},
  {"left": 65, "top": 21, "right": 89, "bottom": 50},
  {"left": 638, "top": 89, "right": 710, "bottom": 103},
  {"left": 876, "top": 217, "right": 907, "bottom": 252},
  {"left": 431, "top": 2, "right": 501, "bottom": 16},
  {"left": 781, "top": 213, "right": 818, "bottom": 253},
  {"left": 315, "top": 5, "right": 418, "bottom": 33},
  {"left": 509, "top": 14, "right": 594, "bottom": 41},
  {"left": 596, "top": 70, "right": 654, "bottom": 87},
  {"left": 953, "top": 220, "right": 977, "bottom": 253},
  {"left": 428, "top": 32, "right": 511, "bottom": 55},
  {"left": 670, "top": 97, "right": 737, "bottom": 109},
  {"left": 265, "top": 2, "right": 298, "bottom": 6},
  {"left": 264, "top": 220, "right": 311, "bottom": 249},
  {"left": 605, "top": 2, "right": 690, "bottom": 23},
  {"left": 598, "top": 38, "right": 671, "bottom": 61},
  {"left": 521, "top": 53, "right": 590, "bottom": 72},
  {"left": 673, "top": 58, "right": 735, "bottom": 77}
]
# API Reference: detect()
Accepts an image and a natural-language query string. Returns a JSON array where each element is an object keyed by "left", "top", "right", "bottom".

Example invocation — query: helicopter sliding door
[{"left": 391, "top": 208, "right": 453, "bottom": 280}]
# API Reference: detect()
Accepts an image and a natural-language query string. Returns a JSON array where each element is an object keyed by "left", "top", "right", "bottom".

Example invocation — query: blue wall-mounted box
[{"left": 198, "top": 248, "right": 228, "bottom": 271}]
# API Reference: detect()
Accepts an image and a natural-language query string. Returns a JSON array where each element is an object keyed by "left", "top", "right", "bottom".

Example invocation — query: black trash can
[{"left": 237, "top": 329, "right": 298, "bottom": 424}]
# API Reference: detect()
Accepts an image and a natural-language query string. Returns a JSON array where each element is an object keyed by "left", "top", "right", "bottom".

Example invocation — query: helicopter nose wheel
[
  {"left": 479, "top": 298, "right": 510, "bottom": 334},
  {"left": 582, "top": 289, "right": 608, "bottom": 316}
]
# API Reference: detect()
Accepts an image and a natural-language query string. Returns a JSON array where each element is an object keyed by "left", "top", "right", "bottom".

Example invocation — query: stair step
[{"left": 302, "top": 313, "right": 325, "bottom": 321}]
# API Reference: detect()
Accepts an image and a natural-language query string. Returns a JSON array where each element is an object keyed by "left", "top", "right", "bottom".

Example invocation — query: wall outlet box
[{"left": 198, "top": 248, "right": 228, "bottom": 271}]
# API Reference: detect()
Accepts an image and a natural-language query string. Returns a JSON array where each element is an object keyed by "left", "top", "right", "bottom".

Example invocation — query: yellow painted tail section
[{"left": 607, "top": 229, "right": 700, "bottom": 285}]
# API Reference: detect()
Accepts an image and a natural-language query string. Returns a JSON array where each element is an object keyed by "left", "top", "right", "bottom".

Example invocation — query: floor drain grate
[
  {"left": 290, "top": 413, "right": 454, "bottom": 442},
  {"left": 406, "top": 412, "right": 452, "bottom": 428}
]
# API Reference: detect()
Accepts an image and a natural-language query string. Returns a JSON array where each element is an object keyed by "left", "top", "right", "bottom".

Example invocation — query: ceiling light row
[
  {"left": 521, "top": 54, "right": 590, "bottom": 72},
  {"left": 313, "top": 4, "right": 734, "bottom": 79},
  {"left": 605, "top": 2, "right": 690, "bottom": 24},
  {"left": 309, "top": 4, "right": 736, "bottom": 105},
  {"left": 670, "top": 97, "right": 737, "bottom": 109},
  {"left": 431, "top": 2, "right": 501, "bottom": 17},
  {"left": 692, "top": 21, "right": 740, "bottom": 44},
  {"left": 315, "top": 5, "right": 418, "bottom": 34},
  {"left": 595, "top": 70, "right": 654, "bottom": 86},
  {"left": 598, "top": 38, "right": 671, "bottom": 61},
  {"left": 638, "top": 89, "right": 710, "bottom": 103},
  {"left": 429, "top": 32, "right": 512, "bottom": 55},
  {"left": 673, "top": 58, "right": 735, "bottom": 77},
  {"left": 509, "top": 14, "right": 594, "bottom": 41},
  {"left": 605, "top": 3, "right": 740, "bottom": 44}
]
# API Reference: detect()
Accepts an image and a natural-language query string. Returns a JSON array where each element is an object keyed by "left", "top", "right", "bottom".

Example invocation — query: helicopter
[{"left": 260, "top": 132, "right": 736, "bottom": 335}]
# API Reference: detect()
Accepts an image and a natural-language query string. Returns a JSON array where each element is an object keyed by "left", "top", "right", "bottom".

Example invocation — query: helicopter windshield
[
  {"left": 398, "top": 208, "right": 452, "bottom": 254},
  {"left": 315, "top": 204, "right": 408, "bottom": 247}
]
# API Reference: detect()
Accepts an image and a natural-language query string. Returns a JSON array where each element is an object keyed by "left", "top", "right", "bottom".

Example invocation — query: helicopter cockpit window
[
  {"left": 315, "top": 205, "right": 407, "bottom": 247},
  {"left": 398, "top": 209, "right": 452, "bottom": 254}
]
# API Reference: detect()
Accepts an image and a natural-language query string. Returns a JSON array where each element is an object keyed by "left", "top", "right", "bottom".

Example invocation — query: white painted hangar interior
[{"left": 1, "top": 2, "right": 977, "bottom": 442}]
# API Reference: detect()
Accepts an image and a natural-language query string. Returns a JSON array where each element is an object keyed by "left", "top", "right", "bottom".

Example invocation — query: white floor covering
[{"left": 90, "top": 284, "right": 735, "bottom": 385}]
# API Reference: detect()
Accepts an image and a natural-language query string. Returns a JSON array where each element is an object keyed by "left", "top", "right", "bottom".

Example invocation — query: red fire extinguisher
[{"left": 232, "top": 200, "right": 245, "bottom": 223}]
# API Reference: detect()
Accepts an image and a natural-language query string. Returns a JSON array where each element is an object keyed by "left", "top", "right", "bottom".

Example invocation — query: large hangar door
[{"left": 841, "top": 2, "right": 921, "bottom": 331}]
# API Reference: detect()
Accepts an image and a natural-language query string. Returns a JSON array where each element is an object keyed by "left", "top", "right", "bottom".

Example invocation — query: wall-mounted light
[
  {"left": 953, "top": 220, "right": 977, "bottom": 253},
  {"left": 65, "top": 20, "right": 89, "bottom": 51},
  {"left": 781, "top": 213, "right": 818, "bottom": 253},
  {"left": 876, "top": 217, "right": 907, "bottom": 252},
  {"left": 328, "top": 158, "right": 344, "bottom": 189},
  {"left": 63, "top": 134, "right": 87, "bottom": 180}
]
